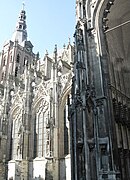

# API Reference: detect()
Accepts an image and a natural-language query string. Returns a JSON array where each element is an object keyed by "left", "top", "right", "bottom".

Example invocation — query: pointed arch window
[
  {"left": 10, "top": 54, "right": 12, "bottom": 62},
  {"left": 34, "top": 99, "right": 49, "bottom": 158},
  {"left": 1, "top": 72, "right": 4, "bottom": 80},
  {"left": 34, "top": 111, "right": 44, "bottom": 158},
  {"left": 3, "top": 56, "right": 6, "bottom": 66},
  {"left": 15, "top": 66, "right": 18, "bottom": 77},
  {"left": 24, "top": 56, "right": 29, "bottom": 66},
  {"left": 16, "top": 54, "right": 20, "bottom": 63}
]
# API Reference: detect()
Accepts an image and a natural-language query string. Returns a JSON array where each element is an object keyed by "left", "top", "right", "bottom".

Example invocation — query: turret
[{"left": 11, "top": 3, "right": 27, "bottom": 45}]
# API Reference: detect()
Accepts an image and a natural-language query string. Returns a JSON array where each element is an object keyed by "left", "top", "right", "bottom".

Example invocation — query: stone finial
[
  {"left": 22, "top": 1, "right": 25, "bottom": 11},
  {"left": 68, "top": 37, "right": 71, "bottom": 45},
  {"left": 45, "top": 50, "right": 48, "bottom": 56}
]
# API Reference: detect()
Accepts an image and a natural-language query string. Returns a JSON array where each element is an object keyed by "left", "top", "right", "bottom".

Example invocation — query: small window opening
[
  {"left": 15, "top": 67, "right": 18, "bottom": 77},
  {"left": 3, "top": 57, "right": 6, "bottom": 66},
  {"left": 19, "top": 25, "right": 22, "bottom": 29},
  {"left": 23, "top": 25, "right": 26, "bottom": 30},
  {"left": 16, "top": 54, "right": 20, "bottom": 63},
  {"left": 1, "top": 72, "right": 4, "bottom": 80},
  {"left": 10, "top": 55, "right": 12, "bottom": 62}
]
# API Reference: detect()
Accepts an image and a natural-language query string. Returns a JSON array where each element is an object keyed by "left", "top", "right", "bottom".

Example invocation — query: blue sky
[{"left": 0, "top": 0, "right": 75, "bottom": 57}]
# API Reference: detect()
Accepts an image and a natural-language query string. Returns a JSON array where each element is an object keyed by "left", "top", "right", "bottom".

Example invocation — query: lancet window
[
  {"left": 35, "top": 111, "right": 44, "bottom": 157},
  {"left": 16, "top": 54, "right": 20, "bottom": 63},
  {"left": 15, "top": 66, "right": 18, "bottom": 77},
  {"left": 3, "top": 56, "right": 6, "bottom": 66},
  {"left": 34, "top": 100, "right": 48, "bottom": 158}
]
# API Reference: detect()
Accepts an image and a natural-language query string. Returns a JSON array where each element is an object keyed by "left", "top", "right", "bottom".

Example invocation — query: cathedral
[
  {"left": 0, "top": 0, "right": 130, "bottom": 180},
  {"left": 0, "top": 6, "right": 73, "bottom": 180}
]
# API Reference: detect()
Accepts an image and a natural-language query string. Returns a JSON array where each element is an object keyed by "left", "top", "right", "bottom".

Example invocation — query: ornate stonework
[{"left": 0, "top": 7, "right": 73, "bottom": 178}]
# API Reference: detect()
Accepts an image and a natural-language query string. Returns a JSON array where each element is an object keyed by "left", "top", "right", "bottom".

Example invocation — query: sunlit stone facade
[
  {"left": 0, "top": 0, "right": 130, "bottom": 180},
  {"left": 0, "top": 8, "right": 73, "bottom": 180}
]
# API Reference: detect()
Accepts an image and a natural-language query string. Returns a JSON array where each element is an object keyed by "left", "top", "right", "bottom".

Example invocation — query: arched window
[
  {"left": 24, "top": 56, "right": 28, "bottom": 66},
  {"left": 1, "top": 72, "right": 5, "bottom": 80},
  {"left": 16, "top": 54, "right": 20, "bottom": 63},
  {"left": 3, "top": 56, "right": 6, "bottom": 66},
  {"left": 10, "top": 55, "right": 12, "bottom": 62},
  {"left": 15, "top": 67, "right": 18, "bottom": 77},
  {"left": 34, "top": 99, "right": 49, "bottom": 158},
  {"left": 34, "top": 111, "right": 44, "bottom": 158}
]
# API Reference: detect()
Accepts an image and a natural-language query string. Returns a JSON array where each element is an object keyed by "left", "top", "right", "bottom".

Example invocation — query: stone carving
[
  {"left": 17, "top": 124, "right": 24, "bottom": 156},
  {"left": 75, "top": 89, "right": 83, "bottom": 106},
  {"left": 60, "top": 72, "right": 72, "bottom": 95},
  {"left": 62, "top": 48, "right": 69, "bottom": 63},
  {"left": 11, "top": 91, "right": 24, "bottom": 116},
  {"left": 33, "top": 82, "right": 49, "bottom": 106},
  {"left": 75, "top": 21, "right": 84, "bottom": 49},
  {"left": 46, "top": 129, "right": 52, "bottom": 158},
  {"left": 36, "top": 98, "right": 49, "bottom": 114}
]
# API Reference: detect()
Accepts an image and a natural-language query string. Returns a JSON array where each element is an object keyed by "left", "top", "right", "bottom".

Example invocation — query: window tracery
[{"left": 34, "top": 98, "right": 49, "bottom": 158}]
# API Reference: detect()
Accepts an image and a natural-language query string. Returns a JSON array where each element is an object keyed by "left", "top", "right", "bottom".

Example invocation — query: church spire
[{"left": 11, "top": 3, "right": 27, "bottom": 45}]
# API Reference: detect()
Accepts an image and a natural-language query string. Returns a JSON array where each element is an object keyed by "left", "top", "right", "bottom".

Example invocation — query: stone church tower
[
  {"left": 70, "top": 0, "right": 130, "bottom": 180},
  {"left": 0, "top": 7, "right": 73, "bottom": 180}
]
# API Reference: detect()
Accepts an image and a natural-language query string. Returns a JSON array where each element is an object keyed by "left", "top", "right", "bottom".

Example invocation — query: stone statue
[{"left": 17, "top": 124, "right": 24, "bottom": 156}]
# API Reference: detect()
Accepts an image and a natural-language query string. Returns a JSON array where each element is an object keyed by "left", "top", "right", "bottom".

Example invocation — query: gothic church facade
[
  {"left": 0, "top": 0, "right": 130, "bottom": 180},
  {"left": 0, "top": 8, "right": 73, "bottom": 180}
]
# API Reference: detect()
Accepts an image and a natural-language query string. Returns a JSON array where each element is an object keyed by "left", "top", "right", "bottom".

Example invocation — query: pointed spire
[
  {"left": 63, "top": 43, "right": 66, "bottom": 49},
  {"left": 53, "top": 44, "right": 57, "bottom": 63},
  {"left": 68, "top": 37, "right": 71, "bottom": 45},
  {"left": 45, "top": 50, "right": 49, "bottom": 56},
  {"left": 54, "top": 44, "right": 57, "bottom": 54},
  {"left": 11, "top": 3, "right": 27, "bottom": 45},
  {"left": 22, "top": 1, "right": 25, "bottom": 11}
]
